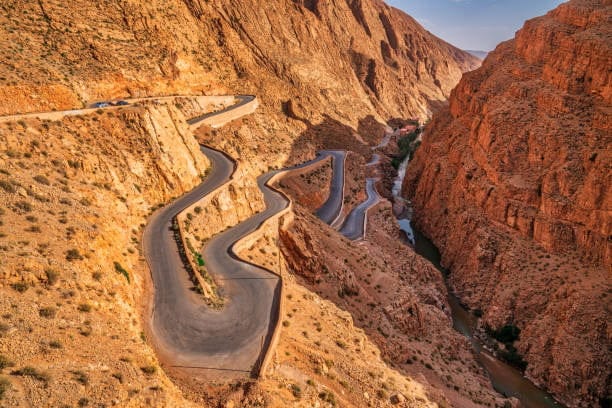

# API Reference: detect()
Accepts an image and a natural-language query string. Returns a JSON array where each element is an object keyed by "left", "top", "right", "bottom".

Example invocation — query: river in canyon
[{"left": 392, "top": 153, "right": 564, "bottom": 408}]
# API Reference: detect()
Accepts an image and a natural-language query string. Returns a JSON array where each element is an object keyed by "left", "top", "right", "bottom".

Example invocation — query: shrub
[
  {"left": 140, "top": 365, "right": 156, "bottom": 375},
  {"left": 39, "top": 307, "right": 56, "bottom": 319},
  {"left": 79, "top": 326, "right": 92, "bottom": 337},
  {"left": 488, "top": 324, "right": 521, "bottom": 344},
  {"left": 33, "top": 175, "right": 50, "bottom": 185},
  {"left": 11, "top": 282, "right": 28, "bottom": 293},
  {"left": 45, "top": 269, "right": 59, "bottom": 286},
  {"left": 15, "top": 201, "right": 32, "bottom": 212},
  {"left": 78, "top": 397, "right": 89, "bottom": 407},
  {"left": 71, "top": 370, "right": 89, "bottom": 385},
  {"left": 318, "top": 391, "right": 336, "bottom": 406},
  {"left": 114, "top": 262, "right": 130, "bottom": 283},
  {"left": 499, "top": 344, "right": 528, "bottom": 372},
  {"left": 0, "top": 180, "right": 15, "bottom": 193},
  {"left": 49, "top": 341, "right": 62, "bottom": 349},
  {"left": 66, "top": 249, "right": 83, "bottom": 261},
  {"left": 77, "top": 304, "right": 91, "bottom": 313},
  {"left": 0, "top": 377, "right": 10, "bottom": 400},
  {"left": 11, "top": 366, "right": 50, "bottom": 384},
  {"left": 291, "top": 384, "right": 302, "bottom": 398},
  {"left": 0, "top": 355, "right": 14, "bottom": 370}
]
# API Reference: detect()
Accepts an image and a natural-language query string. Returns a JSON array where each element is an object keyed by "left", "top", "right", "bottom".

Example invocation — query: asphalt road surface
[
  {"left": 338, "top": 178, "right": 381, "bottom": 240},
  {"left": 144, "top": 128, "right": 327, "bottom": 377},
  {"left": 314, "top": 150, "right": 346, "bottom": 226},
  {"left": 186, "top": 95, "right": 255, "bottom": 126}
]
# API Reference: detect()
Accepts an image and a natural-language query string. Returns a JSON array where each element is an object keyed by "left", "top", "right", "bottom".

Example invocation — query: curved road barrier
[
  {"left": 338, "top": 178, "right": 381, "bottom": 240},
  {"left": 187, "top": 95, "right": 258, "bottom": 129}
]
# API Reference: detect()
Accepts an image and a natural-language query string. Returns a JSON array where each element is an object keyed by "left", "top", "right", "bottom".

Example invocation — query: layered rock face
[
  {"left": 0, "top": 0, "right": 479, "bottom": 122},
  {"left": 404, "top": 1, "right": 611, "bottom": 406}
]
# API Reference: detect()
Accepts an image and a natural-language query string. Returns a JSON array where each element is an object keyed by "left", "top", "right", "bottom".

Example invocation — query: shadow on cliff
[{"left": 281, "top": 114, "right": 373, "bottom": 166}]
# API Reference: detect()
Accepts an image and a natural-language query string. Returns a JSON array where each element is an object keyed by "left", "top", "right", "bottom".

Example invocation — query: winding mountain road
[
  {"left": 187, "top": 94, "right": 256, "bottom": 127},
  {"left": 144, "top": 103, "right": 329, "bottom": 377},
  {"left": 314, "top": 150, "right": 347, "bottom": 227},
  {"left": 312, "top": 151, "right": 381, "bottom": 241},
  {"left": 338, "top": 178, "right": 381, "bottom": 240}
]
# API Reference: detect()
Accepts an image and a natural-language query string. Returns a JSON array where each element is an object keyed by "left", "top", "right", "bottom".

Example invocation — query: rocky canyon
[
  {"left": 0, "top": 0, "right": 608, "bottom": 407},
  {"left": 404, "top": 1, "right": 610, "bottom": 406}
]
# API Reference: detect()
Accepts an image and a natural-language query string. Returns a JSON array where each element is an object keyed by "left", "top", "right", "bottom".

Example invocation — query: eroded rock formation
[{"left": 404, "top": 1, "right": 611, "bottom": 406}]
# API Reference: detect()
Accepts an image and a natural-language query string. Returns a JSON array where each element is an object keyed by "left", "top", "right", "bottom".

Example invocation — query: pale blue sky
[{"left": 386, "top": 0, "right": 565, "bottom": 51}]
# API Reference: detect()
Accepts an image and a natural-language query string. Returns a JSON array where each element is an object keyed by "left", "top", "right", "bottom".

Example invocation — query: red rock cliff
[{"left": 404, "top": 1, "right": 611, "bottom": 406}]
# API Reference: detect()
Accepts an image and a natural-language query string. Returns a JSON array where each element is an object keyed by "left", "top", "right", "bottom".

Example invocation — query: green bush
[
  {"left": 140, "top": 365, "right": 157, "bottom": 375},
  {"left": 0, "top": 180, "right": 15, "bottom": 193},
  {"left": 291, "top": 384, "right": 302, "bottom": 398},
  {"left": 489, "top": 324, "right": 521, "bottom": 344},
  {"left": 77, "top": 304, "right": 91, "bottom": 313},
  {"left": 71, "top": 370, "right": 89, "bottom": 385},
  {"left": 11, "top": 282, "right": 28, "bottom": 293},
  {"left": 45, "top": 269, "right": 59, "bottom": 286},
  {"left": 499, "top": 345, "right": 528, "bottom": 371},
  {"left": 486, "top": 324, "right": 527, "bottom": 371},
  {"left": 33, "top": 175, "right": 50, "bottom": 186},
  {"left": 15, "top": 201, "right": 32, "bottom": 212},
  {"left": 49, "top": 341, "right": 62, "bottom": 349},
  {"left": 114, "top": 262, "right": 130, "bottom": 283},
  {"left": 318, "top": 390, "right": 337, "bottom": 406}
]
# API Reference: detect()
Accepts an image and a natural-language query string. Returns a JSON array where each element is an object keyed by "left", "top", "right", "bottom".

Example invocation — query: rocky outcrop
[
  {"left": 404, "top": 1, "right": 611, "bottom": 406},
  {"left": 0, "top": 103, "right": 209, "bottom": 407}
]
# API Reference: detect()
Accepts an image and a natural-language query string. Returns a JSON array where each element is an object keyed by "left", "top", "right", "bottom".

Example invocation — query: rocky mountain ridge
[{"left": 404, "top": 1, "right": 611, "bottom": 406}]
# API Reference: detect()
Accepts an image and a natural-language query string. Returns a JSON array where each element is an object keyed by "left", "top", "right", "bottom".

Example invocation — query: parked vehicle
[
  {"left": 92, "top": 102, "right": 110, "bottom": 108},
  {"left": 115, "top": 100, "right": 129, "bottom": 106}
]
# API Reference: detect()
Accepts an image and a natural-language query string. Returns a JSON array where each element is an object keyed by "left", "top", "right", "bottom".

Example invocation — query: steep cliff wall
[{"left": 404, "top": 1, "right": 611, "bottom": 406}]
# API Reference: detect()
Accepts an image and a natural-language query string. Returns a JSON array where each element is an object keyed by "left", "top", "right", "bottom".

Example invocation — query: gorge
[{"left": 0, "top": 0, "right": 608, "bottom": 407}]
